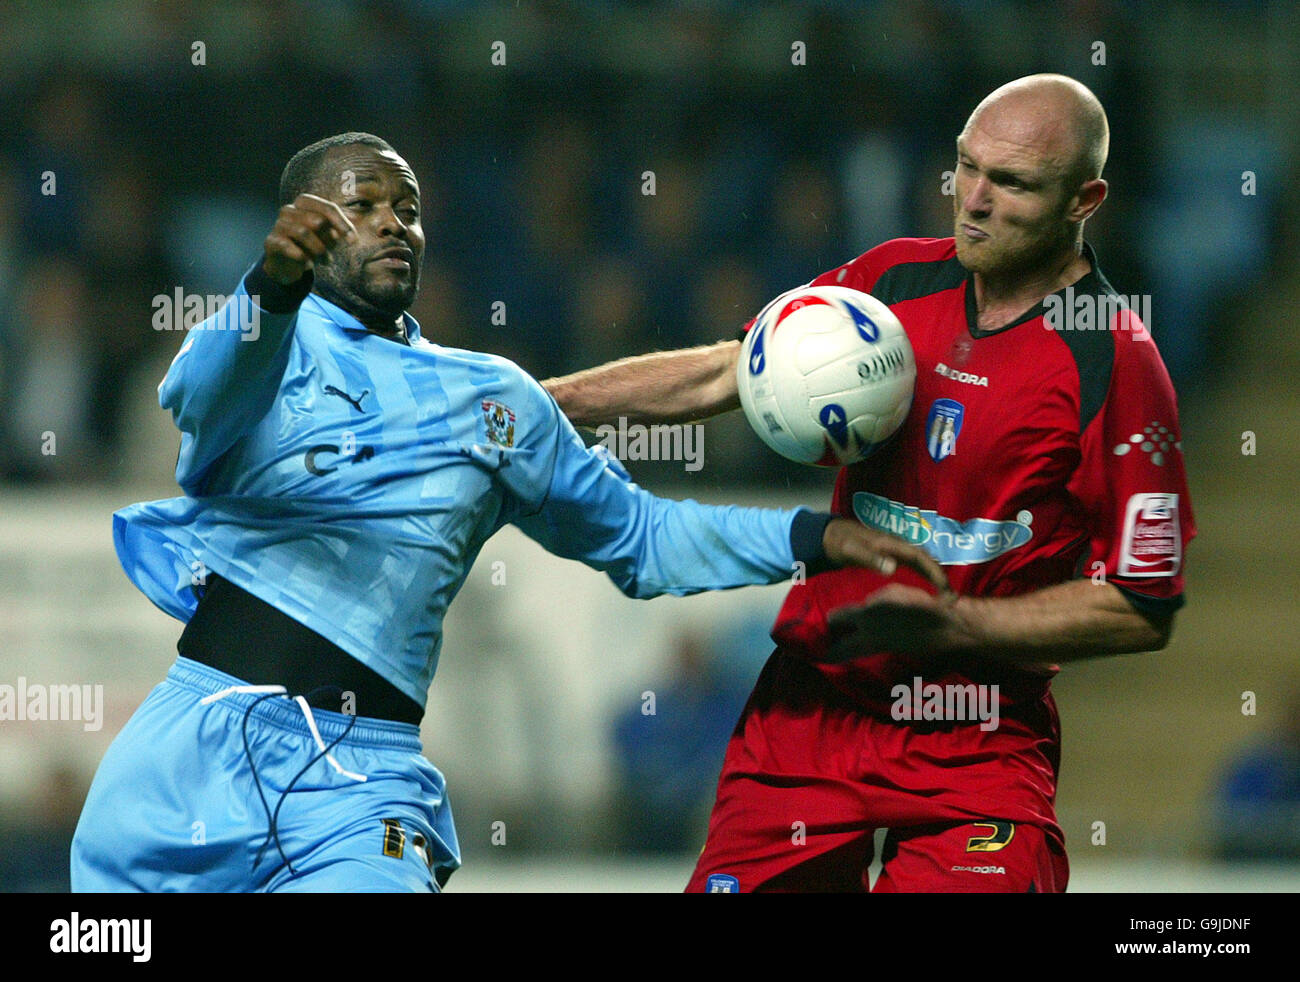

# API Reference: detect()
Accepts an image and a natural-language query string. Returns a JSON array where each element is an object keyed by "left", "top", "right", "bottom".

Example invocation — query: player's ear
[{"left": 1068, "top": 178, "right": 1107, "bottom": 224}]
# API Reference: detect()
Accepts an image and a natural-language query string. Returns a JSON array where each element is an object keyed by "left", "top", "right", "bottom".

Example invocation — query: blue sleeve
[
  {"left": 509, "top": 382, "right": 810, "bottom": 599},
  {"left": 159, "top": 265, "right": 311, "bottom": 495}
]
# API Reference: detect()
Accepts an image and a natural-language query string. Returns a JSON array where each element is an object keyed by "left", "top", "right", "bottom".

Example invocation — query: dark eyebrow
[
  {"left": 346, "top": 174, "right": 421, "bottom": 201},
  {"left": 985, "top": 167, "right": 1037, "bottom": 187},
  {"left": 957, "top": 153, "right": 1038, "bottom": 188}
]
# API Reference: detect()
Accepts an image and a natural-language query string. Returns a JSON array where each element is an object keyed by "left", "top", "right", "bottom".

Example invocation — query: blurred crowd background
[
  {"left": 2, "top": 0, "right": 1293, "bottom": 486},
  {"left": 1, "top": 0, "right": 1298, "bottom": 891}
]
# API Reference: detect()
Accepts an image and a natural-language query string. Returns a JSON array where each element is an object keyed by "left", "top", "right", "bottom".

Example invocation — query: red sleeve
[
  {"left": 735, "top": 238, "right": 933, "bottom": 340},
  {"left": 807, "top": 239, "right": 929, "bottom": 293},
  {"left": 1069, "top": 314, "right": 1196, "bottom": 614}
]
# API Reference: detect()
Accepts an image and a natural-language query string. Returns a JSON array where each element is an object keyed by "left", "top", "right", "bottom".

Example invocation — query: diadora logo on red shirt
[{"left": 934, "top": 362, "right": 989, "bottom": 387}]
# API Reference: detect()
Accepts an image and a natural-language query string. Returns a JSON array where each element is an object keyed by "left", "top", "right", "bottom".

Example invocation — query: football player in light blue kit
[{"left": 71, "top": 134, "right": 946, "bottom": 892}]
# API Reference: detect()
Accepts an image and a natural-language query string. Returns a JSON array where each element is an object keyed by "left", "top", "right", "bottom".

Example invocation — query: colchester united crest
[
  {"left": 925, "top": 398, "right": 964, "bottom": 462},
  {"left": 482, "top": 400, "right": 516, "bottom": 448}
]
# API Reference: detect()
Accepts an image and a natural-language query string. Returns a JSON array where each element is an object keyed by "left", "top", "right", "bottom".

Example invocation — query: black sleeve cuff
[
  {"left": 244, "top": 261, "right": 314, "bottom": 314},
  {"left": 1114, "top": 583, "right": 1185, "bottom": 618},
  {"left": 790, "top": 509, "right": 836, "bottom": 576}
]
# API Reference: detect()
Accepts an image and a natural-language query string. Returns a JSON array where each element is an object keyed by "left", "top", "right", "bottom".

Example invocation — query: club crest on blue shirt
[
  {"left": 482, "top": 400, "right": 516, "bottom": 448},
  {"left": 925, "top": 398, "right": 964, "bottom": 462}
]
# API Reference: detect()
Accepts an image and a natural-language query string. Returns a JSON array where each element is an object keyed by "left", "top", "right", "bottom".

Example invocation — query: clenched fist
[{"left": 262, "top": 193, "right": 357, "bottom": 286}]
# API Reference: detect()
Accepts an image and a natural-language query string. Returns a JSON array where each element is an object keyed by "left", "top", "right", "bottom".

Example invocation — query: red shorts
[{"left": 686, "top": 652, "right": 1068, "bottom": 893}]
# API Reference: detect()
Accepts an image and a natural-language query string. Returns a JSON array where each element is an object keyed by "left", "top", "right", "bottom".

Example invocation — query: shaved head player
[
  {"left": 71, "top": 133, "right": 945, "bottom": 892},
  {"left": 545, "top": 75, "right": 1196, "bottom": 892}
]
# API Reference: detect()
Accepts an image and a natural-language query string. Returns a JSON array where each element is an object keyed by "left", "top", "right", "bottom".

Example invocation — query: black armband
[
  {"left": 790, "top": 509, "right": 836, "bottom": 576},
  {"left": 244, "top": 261, "right": 314, "bottom": 314}
]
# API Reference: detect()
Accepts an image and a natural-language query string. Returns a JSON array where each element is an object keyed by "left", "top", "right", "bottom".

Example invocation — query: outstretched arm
[
  {"left": 509, "top": 382, "right": 949, "bottom": 599},
  {"left": 541, "top": 339, "right": 741, "bottom": 428},
  {"left": 826, "top": 579, "right": 1172, "bottom": 667}
]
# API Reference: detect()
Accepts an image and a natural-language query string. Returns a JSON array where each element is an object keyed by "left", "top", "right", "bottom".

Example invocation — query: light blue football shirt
[{"left": 114, "top": 270, "right": 809, "bottom": 708}]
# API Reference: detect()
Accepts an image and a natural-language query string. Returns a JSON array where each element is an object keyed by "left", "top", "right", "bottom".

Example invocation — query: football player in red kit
[{"left": 545, "top": 73, "right": 1195, "bottom": 892}]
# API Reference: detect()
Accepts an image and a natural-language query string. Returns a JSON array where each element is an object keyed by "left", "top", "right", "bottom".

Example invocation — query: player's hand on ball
[
  {"left": 825, "top": 583, "right": 964, "bottom": 661},
  {"left": 821, "top": 518, "right": 951, "bottom": 595},
  {"left": 262, "top": 193, "right": 357, "bottom": 286}
]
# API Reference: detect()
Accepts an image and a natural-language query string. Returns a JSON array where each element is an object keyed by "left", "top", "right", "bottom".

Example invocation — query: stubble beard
[
  {"left": 955, "top": 217, "right": 1077, "bottom": 283},
  {"left": 314, "top": 252, "right": 420, "bottom": 323}
]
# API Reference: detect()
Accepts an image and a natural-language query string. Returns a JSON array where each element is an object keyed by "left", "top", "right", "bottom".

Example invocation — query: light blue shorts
[{"left": 71, "top": 657, "right": 459, "bottom": 892}]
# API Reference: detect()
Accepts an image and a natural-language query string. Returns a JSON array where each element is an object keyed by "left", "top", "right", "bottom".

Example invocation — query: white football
[{"left": 737, "top": 284, "right": 916, "bottom": 466}]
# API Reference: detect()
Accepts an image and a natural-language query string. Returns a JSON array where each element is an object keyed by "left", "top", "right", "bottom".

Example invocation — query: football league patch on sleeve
[{"left": 1119, "top": 493, "right": 1181, "bottom": 577}]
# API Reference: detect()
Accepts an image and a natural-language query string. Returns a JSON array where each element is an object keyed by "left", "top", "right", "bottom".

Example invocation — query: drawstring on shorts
[{"left": 199, "top": 683, "right": 366, "bottom": 877}]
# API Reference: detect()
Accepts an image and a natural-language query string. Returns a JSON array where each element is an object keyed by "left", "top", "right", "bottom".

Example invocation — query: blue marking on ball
[
  {"left": 819, "top": 403, "right": 850, "bottom": 447},
  {"left": 748, "top": 325, "right": 766, "bottom": 375},
  {"left": 845, "top": 301, "right": 879, "bottom": 343}
]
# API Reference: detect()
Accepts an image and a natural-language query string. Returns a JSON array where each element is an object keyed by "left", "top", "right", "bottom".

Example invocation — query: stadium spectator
[{"left": 1212, "top": 687, "right": 1300, "bottom": 861}]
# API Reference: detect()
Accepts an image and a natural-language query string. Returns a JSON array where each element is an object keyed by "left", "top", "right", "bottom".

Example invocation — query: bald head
[
  {"left": 951, "top": 74, "right": 1110, "bottom": 284},
  {"left": 963, "top": 74, "right": 1108, "bottom": 193}
]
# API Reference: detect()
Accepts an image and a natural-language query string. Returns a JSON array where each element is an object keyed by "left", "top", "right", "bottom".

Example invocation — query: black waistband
[{"left": 178, "top": 573, "right": 423, "bottom": 726}]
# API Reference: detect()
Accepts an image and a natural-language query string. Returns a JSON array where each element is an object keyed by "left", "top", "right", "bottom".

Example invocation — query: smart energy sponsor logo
[{"left": 853, "top": 492, "right": 1033, "bottom": 565}]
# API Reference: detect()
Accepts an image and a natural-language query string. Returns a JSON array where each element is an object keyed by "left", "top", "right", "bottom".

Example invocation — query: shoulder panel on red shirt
[
  {"left": 737, "top": 239, "right": 961, "bottom": 341},
  {"left": 1044, "top": 276, "right": 1120, "bottom": 435},
  {"left": 811, "top": 237, "right": 960, "bottom": 300}
]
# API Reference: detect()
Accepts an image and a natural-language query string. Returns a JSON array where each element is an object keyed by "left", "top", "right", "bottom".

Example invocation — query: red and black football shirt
[{"left": 761, "top": 237, "right": 1196, "bottom": 711}]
